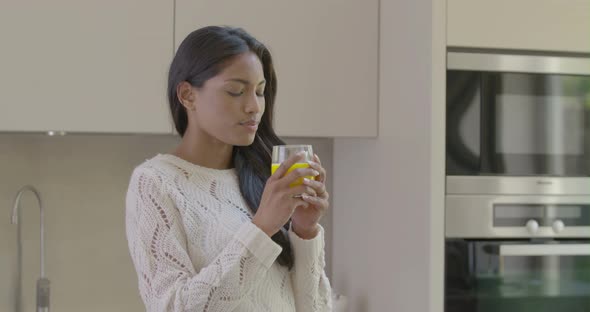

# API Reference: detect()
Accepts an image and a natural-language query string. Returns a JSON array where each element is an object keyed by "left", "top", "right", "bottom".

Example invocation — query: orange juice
[{"left": 271, "top": 162, "right": 315, "bottom": 187}]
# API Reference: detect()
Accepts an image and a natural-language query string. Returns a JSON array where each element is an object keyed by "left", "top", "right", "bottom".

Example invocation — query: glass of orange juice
[{"left": 271, "top": 145, "right": 315, "bottom": 187}]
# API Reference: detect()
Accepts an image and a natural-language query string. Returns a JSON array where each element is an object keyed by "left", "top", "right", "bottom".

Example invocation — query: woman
[{"left": 125, "top": 26, "right": 332, "bottom": 311}]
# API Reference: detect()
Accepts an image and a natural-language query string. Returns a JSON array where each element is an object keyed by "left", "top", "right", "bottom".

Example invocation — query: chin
[{"left": 232, "top": 134, "right": 257, "bottom": 147}]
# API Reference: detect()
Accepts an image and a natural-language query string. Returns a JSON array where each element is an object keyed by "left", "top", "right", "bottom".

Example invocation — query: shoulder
[
  {"left": 127, "top": 155, "right": 186, "bottom": 198},
  {"left": 131, "top": 154, "right": 186, "bottom": 183},
  {"left": 126, "top": 155, "right": 182, "bottom": 213}
]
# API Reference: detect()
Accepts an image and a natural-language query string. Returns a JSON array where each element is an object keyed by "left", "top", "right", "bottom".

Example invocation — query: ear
[{"left": 176, "top": 81, "right": 197, "bottom": 111}]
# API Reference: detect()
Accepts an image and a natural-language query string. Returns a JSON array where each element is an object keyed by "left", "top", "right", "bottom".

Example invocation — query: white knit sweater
[{"left": 125, "top": 154, "right": 332, "bottom": 312}]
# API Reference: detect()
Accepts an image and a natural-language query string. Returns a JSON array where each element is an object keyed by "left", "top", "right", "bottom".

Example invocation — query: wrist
[
  {"left": 252, "top": 219, "right": 276, "bottom": 237},
  {"left": 291, "top": 222, "right": 320, "bottom": 240}
]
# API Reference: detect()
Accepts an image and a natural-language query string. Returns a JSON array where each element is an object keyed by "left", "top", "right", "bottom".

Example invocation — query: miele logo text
[{"left": 537, "top": 180, "right": 553, "bottom": 185}]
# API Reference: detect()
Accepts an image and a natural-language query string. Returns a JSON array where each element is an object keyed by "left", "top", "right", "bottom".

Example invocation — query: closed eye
[
  {"left": 227, "top": 91, "right": 265, "bottom": 97},
  {"left": 227, "top": 91, "right": 243, "bottom": 97}
]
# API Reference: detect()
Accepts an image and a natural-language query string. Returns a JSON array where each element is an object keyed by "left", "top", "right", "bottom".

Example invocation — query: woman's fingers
[
  {"left": 301, "top": 193, "right": 329, "bottom": 209},
  {"left": 282, "top": 167, "right": 319, "bottom": 187},
  {"left": 271, "top": 152, "right": 305, "bottom": 180},
  {"left": 290, "top": 185, "right": 318, "bottom": 198},
  {"left": 302, "top": 178, "right": 327, "bottom": 197},
  {"left": 308, "top": 160, "right": 326, "bottom": 184}
]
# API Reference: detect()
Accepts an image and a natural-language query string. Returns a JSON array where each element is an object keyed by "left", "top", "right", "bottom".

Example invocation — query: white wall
[
  {"left": 0, "top": 134, "right": 333, "bottom": 311},
  {"left": 331, "top": 0, "right": 446, "bottom": 311}
]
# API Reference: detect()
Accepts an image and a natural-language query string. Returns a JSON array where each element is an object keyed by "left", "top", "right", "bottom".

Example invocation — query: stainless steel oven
[
  {"left": 445, "top": 193, "right": 590, "bottom": 312},
  {"left": 445, "top": 51, "right": 590, "bottom": 311}
]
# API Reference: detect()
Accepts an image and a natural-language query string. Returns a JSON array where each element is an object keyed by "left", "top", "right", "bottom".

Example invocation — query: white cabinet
[
  {"left": 448, "top": 0, "right": 590, "bottom": 53},
  {"left": 175, "top": 0, "right": 378, "bottom": 137},
  {"left": 0, "top": 1, "right": 173, "bottom": 133}
]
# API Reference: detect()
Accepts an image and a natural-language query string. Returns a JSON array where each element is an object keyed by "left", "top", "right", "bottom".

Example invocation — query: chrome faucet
[{"left": 11, "top": 185, "right": 50, "bottom": 312}]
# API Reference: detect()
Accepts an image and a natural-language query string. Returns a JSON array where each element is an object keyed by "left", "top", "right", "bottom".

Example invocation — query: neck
[{"left": 173, "top": 126, "right": 234, "bottom": 170}]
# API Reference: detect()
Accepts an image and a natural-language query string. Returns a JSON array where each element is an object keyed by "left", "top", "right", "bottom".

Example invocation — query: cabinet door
[
  {"left": 448, "top": 0, "right": 590, "bottom": 53},
  {"left": 0, "top": 0, "right": 173, "bottom": 133},
  {"left": 175, "top": 0, "right": 378, "bottom": 137}
]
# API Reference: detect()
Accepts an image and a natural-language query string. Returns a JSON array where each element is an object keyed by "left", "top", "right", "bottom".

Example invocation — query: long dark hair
[{"left": 167, "top": 26, "right": 292, "bottom": 269}]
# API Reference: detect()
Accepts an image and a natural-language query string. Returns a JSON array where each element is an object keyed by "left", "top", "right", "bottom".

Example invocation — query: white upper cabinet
[
  {"left": 448, "top": 0, "right": 590, "bottom": 53},
  {"left": 175, "top": 0, "right": 379, "bottom": 137},
  {"left": 0, "top": 1, "right": 173, "bottom": 133}
]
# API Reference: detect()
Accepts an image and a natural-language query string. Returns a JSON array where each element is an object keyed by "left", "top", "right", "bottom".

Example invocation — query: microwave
[{"left": 446, "top": 51, "right": 590, "bottom": 193}]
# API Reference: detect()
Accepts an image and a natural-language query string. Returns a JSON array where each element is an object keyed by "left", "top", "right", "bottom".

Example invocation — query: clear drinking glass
[{"left": 271, "top": 145, "right": 314, "bottom": 186}]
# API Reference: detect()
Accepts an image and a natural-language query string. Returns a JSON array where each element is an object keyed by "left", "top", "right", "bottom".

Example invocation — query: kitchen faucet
[{"left": 11, "top": 185, "right": 50, "bottom": 312}]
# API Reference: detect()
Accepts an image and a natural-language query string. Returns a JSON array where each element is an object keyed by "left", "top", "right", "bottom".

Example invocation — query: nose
[{"left": 244, "top": 92, "right": 263, "bottom": 114}]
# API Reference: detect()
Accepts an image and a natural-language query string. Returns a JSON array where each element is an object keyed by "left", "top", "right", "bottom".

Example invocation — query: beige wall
[
  {"left": 331, "top": 0, "right": 446, "bottom": 311},
  {"left": 0, "top": 134, "right": 333, "bottom": 311}
]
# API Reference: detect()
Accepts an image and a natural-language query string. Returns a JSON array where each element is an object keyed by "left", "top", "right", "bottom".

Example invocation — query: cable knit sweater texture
[{"left": 125, "top": 154, "right": 332, "bottom": 311}]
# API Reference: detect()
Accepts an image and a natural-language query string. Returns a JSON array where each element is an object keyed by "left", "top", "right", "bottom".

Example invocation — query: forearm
[{"left": 288, "top": 225, "right": 333, "bottom": 311}]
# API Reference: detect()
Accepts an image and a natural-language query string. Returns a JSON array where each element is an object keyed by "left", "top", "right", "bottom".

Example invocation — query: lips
[{"left": 240, "top": 120, "right": 259, "bottom": 126}]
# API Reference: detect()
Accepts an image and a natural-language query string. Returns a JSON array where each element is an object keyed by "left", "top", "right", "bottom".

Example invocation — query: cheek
[
  {"left": 198, "top": 93, "right": 230, "bottom": 118},
  {"left": 200, "top": 99, "right": 239, "bottom": 132}
]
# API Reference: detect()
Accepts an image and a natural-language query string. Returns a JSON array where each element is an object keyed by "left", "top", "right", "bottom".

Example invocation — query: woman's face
[{"left": 184, "top": 52, "right": 266, "bottom": 146}]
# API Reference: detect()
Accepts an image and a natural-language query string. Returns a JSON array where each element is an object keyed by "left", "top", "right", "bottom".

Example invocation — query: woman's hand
[
  {"left": 291, "top": 154, "right": 329, "bottom": 239},
  {"left": 252, "top": 152, "right": 320, "bottom": 237}
]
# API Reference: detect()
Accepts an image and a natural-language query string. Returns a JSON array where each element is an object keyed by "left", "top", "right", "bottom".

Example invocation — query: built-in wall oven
[{"left": 445, "top": 51, "right": 590, "bottom": 312}]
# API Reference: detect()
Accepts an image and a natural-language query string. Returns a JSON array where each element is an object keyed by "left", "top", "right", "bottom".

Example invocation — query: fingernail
[{"left": 312, "top": 170, "right": 320, "bottom": 176}]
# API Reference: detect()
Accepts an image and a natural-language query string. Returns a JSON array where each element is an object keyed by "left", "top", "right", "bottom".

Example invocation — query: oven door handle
[
  {"left": 499, "top": 244, "right": 590, "bottom": 257},
  {"left": 447, "top": 52, "right": 590, "bottom": 75}
]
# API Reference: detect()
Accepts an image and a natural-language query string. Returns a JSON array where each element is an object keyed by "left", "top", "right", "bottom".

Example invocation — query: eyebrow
[{"left": 225, "top": 78, "right": 266, "bottom": 86}]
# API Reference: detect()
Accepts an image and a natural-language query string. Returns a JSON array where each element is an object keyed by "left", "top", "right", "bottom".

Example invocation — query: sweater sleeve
[
  {"left": 288, "top": 224, "right": 333, "bottom": 311},
  {"left": 125, "top": 167, "right": 282, "bottom": 312}
]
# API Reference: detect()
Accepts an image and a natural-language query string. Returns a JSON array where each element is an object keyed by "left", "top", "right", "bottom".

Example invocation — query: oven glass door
[
  {"left": 446, "top": 71, "right": 590, "bottom": 177},
  {"left": 445, "top": 240, "right": 590, "bottom": 312}
]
